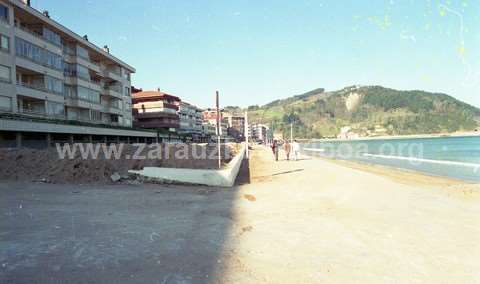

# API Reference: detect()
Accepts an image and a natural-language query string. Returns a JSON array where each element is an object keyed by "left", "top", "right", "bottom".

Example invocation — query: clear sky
[{"left": 31, "top": 0, "right": 480, "bottom": 108}]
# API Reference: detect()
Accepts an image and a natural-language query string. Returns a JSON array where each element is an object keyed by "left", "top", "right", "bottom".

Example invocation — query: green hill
[{"left": 247, "top": 86, "right": 480, "bottom": 138}]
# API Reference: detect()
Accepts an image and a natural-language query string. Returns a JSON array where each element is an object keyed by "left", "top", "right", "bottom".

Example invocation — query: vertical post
[
  {"left": 16, "top": 132, "right": 22, "bottom": 148},
  {"left": 290, "top": 123, "right": 293, "bottom": 142},
  {"left": 46, "top": 133, "right": 52, "bottom": 148},
  {"left": 244, "top": 111, "right": 249, "bottom": 159},
  {"left": 216, "top": 91, "right": 221, "bottom": 169}
]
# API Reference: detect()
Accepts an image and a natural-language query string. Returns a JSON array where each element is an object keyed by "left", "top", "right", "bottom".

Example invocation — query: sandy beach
[
  {"left": 220, "top": 146, "right": 480, "bottom": 282},
  {"left": 1, "top": 145, "right": 479, "bottom": 283}
]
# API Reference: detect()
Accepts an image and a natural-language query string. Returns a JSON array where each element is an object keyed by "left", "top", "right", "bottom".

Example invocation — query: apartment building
[
  {"left": 249, "top": 123, "right": 270, "bottom": 142},
  {"left": 224, "top": 114, "right": 245, "bottom": 141},
  {"left": 177, "top": 101, "right": 203, "bottom": 135},
  {"left": 0, "top": 0, "right": 135, "bottom": 127},
  {"left": 202, "top": 122, "right": 216, "bottom": 136},
  {"left": 132, "top": 90, "right": 180, "bottom": 132},
  {"left": 202, "top": 108, "right": 228, "bottom": 136}
]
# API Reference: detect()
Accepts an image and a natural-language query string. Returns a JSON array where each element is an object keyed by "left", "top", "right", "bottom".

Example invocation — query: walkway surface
[{"left": 1, "top": 146, "right": 480, "bottom": 283}]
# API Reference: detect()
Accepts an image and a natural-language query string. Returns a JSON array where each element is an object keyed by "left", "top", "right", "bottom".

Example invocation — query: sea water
[{"left": 302, "top": 136, "right": 480, "bottom": 182}]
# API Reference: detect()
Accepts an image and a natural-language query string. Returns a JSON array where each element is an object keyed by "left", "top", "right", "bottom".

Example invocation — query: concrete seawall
[{"left": 128, "top": 143, "right": 246, "bottom": 187}]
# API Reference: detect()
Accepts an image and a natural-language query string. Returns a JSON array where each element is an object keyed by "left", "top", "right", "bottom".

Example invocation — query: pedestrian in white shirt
[{"left": 292, "top": 140, "right": 300, "bottom": 161}]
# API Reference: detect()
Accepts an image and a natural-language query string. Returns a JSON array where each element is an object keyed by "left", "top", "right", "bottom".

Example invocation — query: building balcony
[
  {"left": 63, "top": 75, "right": 102, "bottom": 93},
  {"left": 102, "top": 104, "right": 123, "bottom": 115},
  {"left": 65, "top": 97, "right": 102, "bottom": 111},
  {"left": 133, "top": 120, "right": 179, "bottom": 130},
  {"left": 15, "top": 26, "right": 63, "bottom": 55},
  {"left": 18, "top": 107, "right": 46, "bottom": 117},
  {"left": 15, "top": 56, "right": 64, "bottom": 79},
  {"left": 103, "top": 87, "right": 123, "bottom": 99},
  {"left": 64, "top": 55, "right": 101, "bottom": 74},
  {"left": 102, "top": 68, "right": 122, "bottom": 82},
  {"left": 133, "top": 111, "right": 179, "bottom": 129},
  {"left": 16, "top": 81, "right": 64, "bottom": 103}
]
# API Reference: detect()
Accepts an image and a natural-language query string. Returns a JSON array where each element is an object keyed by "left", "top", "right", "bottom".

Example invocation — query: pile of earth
[{"left": 0, "top": 143, "right": 238, "bottom": 184}]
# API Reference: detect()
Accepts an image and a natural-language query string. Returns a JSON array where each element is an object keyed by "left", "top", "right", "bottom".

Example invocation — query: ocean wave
[
  {"left": 363, "top": 153, "right": 480, "bottom": 171},
  {"left": 303, "top": 148, "right": 325, "bottom": 152}
]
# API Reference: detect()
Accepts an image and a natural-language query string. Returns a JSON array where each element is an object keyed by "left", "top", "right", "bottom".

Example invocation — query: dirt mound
[{"left": 0, "top": 143, "right": 238, "bottom": 184}]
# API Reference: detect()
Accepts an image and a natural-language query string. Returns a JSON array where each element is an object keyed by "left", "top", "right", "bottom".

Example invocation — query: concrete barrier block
[{"left": 129, "top": 143, "right": 246, "bottom": 187}]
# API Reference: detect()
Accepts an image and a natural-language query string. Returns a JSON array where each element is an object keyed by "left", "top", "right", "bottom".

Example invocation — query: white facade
[{"left": 248, "top": 123, "right": 269, "bottom": 142}]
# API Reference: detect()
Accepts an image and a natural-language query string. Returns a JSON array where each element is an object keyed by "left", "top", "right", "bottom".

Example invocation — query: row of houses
[
  {"left": 131, "top": 91, "right": 249, "bottom": 141},
  {"left": 0, "top": 0, "right": 215, "bottom": 146},
  {"left": 0, "top": 0, "right": 264, "bottom": 146},
  {"left": 131, "top": 88, "right": 203, "bottom": 135}
]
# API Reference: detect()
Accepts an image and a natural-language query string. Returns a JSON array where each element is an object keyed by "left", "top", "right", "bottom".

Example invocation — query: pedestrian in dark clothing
[{"left": 271, "top": 140, "right": 279, "bottom": 161}]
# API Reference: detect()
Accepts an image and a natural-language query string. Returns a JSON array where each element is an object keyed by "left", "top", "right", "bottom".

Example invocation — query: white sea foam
[
  {"left": 363, "top": 153, "right": 480, "bottom": 170},
  {"left": 303, "top": 148, "right": 325, "bottom": 152}
]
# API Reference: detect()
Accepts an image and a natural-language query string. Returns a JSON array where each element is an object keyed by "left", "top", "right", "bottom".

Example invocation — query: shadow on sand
[{"left": 0, "top": 156, "right": 252, "bottom": 283}]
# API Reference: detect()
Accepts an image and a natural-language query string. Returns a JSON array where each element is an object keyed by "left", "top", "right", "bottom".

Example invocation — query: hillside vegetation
[{"left": 247, "top": 86, "right": 480, "bottom": 138}]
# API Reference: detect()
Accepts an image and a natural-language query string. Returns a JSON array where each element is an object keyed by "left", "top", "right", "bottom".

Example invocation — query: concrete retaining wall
[{"left": 129, "top": 143, "right": 246, "bottom": 187}]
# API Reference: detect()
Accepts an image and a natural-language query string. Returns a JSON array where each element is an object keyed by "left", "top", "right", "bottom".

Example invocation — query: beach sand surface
[
  {"left": 219, "top": 146, "right": 480, "bottom": 283},
  {"left": 1, "top": 145, "right": 479, "bottom": 283}
]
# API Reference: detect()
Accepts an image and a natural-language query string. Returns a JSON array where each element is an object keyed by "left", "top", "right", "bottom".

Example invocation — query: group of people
[{"left": 270, "top": 139, "right": 300, "bottom": 161}]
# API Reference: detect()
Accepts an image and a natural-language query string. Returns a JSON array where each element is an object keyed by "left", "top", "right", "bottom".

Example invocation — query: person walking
[
  {"left": 292, "top": 139, "right": 300, "bottom": 161},
  {"left": 284, "top": 140, "right": 292, "bottom": 161},
  {"left": 271, "top": 140, "right": 279, "bottom": 161}
]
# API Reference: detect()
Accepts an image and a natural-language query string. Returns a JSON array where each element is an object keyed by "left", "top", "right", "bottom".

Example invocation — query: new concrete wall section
[{"left": 129, "top": 143, "right": 246, "bottom": 187}]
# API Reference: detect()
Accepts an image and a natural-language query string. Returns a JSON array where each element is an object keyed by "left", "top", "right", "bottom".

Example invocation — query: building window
[
  {"left": 47, "top": 101, "right": 65, "bottom": 117},
  {"left": 91, "top": 110, "right": 101, "bottom": 121},
  {"left": 124, "top": 86, "right": 130, "bottom": 96},
  {"left": 45, "top": 76, "right": 63, "bottom": 94},
  {"left": 0, "top": 96, "right": 11, "bottom": 111},
  {"left": 77, "top": 45, "right": 90, "bottom": 60},
  {"left": 0, "top": 4, "right": 8, "bottom": 23},
  {"left": 63, "top": 84, "right": 76, "bottom": 98},
  {"left": 63, "top": 63, "right": 90, "bottom": 81},
  {"left": 0, "top": 34, "right": 8, "bottom": 52},
  {"left": 15, "top": 37, "right": 63, "bottom": 70},
  {"left": 123, "top": 71, "right": 130, "bottom": 81},
  {"left": 77, "top": 86, "right": 100, "bottom": 103},
  {"left": 0, "top": 64, "right": 10, "bottom": 82},
  {"left": 42, "top": 27, "right": 61, "bottom": 46}
]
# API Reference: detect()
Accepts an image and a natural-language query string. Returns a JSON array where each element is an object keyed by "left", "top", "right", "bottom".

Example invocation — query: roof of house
[{"left": 132, "top": 91, "right": 181, "bottom": 102}]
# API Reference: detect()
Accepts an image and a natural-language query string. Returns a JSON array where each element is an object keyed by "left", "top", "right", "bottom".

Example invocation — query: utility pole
[
  {"left": 290, "top": 122, "right": 293, "bottom": 142},
  {"left": 216, "top": 91, "right": 221, "bottom": 169},
  {"left": 245, "top": 111, "right": 249, "bottom": 159}
]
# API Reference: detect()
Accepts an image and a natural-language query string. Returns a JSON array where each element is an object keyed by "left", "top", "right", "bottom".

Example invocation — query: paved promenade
[{"left": 1, "top": 146, "right": 479, "bottom": 283}]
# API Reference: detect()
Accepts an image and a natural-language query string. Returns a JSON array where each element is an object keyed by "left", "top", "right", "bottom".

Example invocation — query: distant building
[
  {"left": 202, "top": 108, "right": 228, "bottom": 136},
  {"left": 202, "top": 108, "right": 222, "bottom": 125},
  {"left": 132, "top": 90, "right": 180, "bottom": 132},
  {"left": 202, "top": 122, "right": 216, "bottom": 136},
  {"left": 177, "top": 101, "right": 203, "bottom": 135},
  {"left": 337, "top": 126, "right": 359, "bottom": 139},
  {"left": 131, "top": 86, "right": 143, "bottom": 94},
  {"left": 224, "top": 114, "right": 245, "bottom": 141},
  {"left": 249, "top": 123, "right": 269, "bottom": 142}
]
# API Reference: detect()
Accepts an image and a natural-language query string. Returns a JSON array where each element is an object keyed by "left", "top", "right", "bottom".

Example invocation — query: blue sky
[{"left": 32, "top": 0, "right": 480, "bottom": 108}]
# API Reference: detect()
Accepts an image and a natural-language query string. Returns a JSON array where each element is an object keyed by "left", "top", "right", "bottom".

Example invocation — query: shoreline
[
  {"left": 305, "top": 131, "right": 480, "bottom": 142},
  {"left": 301, "top": 153, "right": 480, "bottom": 189}
]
